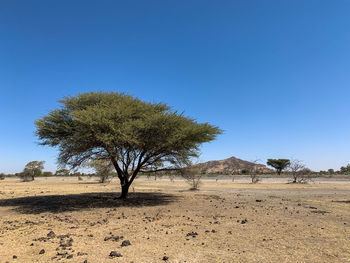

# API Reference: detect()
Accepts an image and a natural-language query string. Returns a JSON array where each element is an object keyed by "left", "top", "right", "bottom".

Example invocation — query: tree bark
[{"left": 119, "top": 183, "right": 130, "bottom": 199}]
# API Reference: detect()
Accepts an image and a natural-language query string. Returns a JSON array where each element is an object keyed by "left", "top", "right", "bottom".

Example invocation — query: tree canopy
[
  {"left": 266, "top": 159, "right": 290, "bottom": 175},
  {"left": 35, "top": 92, "right": 222, "bottom": 198}
]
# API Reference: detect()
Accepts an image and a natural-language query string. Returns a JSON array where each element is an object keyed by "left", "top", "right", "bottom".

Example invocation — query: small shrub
[
  {"left": 19, "top": 172, "right": 34, "bottom": 182},
  {"left": 181, "top": 166, "right": 202, "bottom": 190},
  {"left": 250, "top": 173, "right": 261, "bottom": 184}
]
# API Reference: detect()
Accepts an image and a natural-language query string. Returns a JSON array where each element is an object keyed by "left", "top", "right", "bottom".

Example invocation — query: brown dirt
[{"left": 0, "top": 177, "right": 349, "bottom": 263}]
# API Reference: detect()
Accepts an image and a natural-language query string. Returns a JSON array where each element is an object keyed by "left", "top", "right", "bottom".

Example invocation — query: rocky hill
[{"left": 195, "top": 156, "right": 271, "bottom": 174}]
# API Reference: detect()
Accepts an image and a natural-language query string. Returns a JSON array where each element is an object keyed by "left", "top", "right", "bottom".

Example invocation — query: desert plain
[{"left": 0, "top": 177, "right": 349, "bottom": 263}]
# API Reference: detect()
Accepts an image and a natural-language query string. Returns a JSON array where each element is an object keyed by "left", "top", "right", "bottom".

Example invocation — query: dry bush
[
  {"left": 247, "top": 160, "right": 263, "bottom": 184},
  {"left": 295, "top": 168, "right": 314, "bottom": 184},
  {"left": 181, "top": 166, "right": 203, "bottom": 190},
  {"left": 288, "top": 160, "right": 313, "bottom": 184},
  {"left": 250, "top": 173, "right": 261, "bottom": 184}
]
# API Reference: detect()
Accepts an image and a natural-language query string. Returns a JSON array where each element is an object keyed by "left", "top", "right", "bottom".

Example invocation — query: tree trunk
[{"left": 119, "top": 183, "right": 130, "bottom": 199}]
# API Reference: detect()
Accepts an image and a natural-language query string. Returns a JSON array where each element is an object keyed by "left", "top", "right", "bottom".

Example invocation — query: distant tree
[
  {"left": 340, "top": 164, "right": 350, "bottom": 175},
  {"left": 20, "top": 161, "right": 45, "bottom": 181},
  {"left": 267, "top": 159, "right": 290, "bottom": 175},
  {"left": 0, "top": 173, "right": 5, "bottom": 180},
  {"left": 327, "top": 169, "right": 335, "bottom": 175},
  {"left": 87, "top": 160, "right": 114, "bottom": 183},
  {"left": 71, "top": 171, "right": 82, "bottom": 177},
  {"left": 42, "top": 171, "right": 53, "bottom": 177},
  {"left": 288, "top": 159, "right": 306, "bottom": 183},
  {"left": 55, "top": 169, "right": 70, "bottom": 177},
  {"left": 35, "top": 92, "right": 222, "bottom": 199}
]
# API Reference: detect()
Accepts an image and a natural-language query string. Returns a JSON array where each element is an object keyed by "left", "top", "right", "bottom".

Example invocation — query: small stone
[
  {"left": 47, "top": 231, "right": 56, "bottom": 239},
  {"left": 109, "top": 251, "right": 122, "bottom": 258},
  {"left": 121, "top": 240, "right": 131, "bottom": 247},
  {"left": 13, "top": 255, "right": 17, "bottom": 259},
  {"left": 39, "top": 249, "right": 45, "bottom": 254},
  {"left": 186, "top": 232, "right": 198, "bottom": 238},
  {"left": 67, "top": 254, "right": 73, "bottom": 259},
  {"left": 162, "top": 256, "right": 169, "bottom": 261}
]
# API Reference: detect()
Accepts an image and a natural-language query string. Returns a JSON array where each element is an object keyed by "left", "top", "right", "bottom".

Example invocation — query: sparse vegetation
[
  {"left": 248, "top": 160, "right": 263, "bottom": 184},
  {"left": 288, "top": 159, "right": 306, "bottom": 183},
  {"left": 180, "top": 166, "right": 203, "bottom": 190},
  {"left": 87, "top": 160, "right": 114, "bottom": 183}
]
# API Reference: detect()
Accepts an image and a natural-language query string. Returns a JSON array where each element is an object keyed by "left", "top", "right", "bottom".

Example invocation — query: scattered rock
[
  {"left": 13, "top": 255, "right": 17, "bottom": 259},
  {"left": 311, "top": 210, "right": 329, "bottom": 214},
  {"left": 104, "top": 234, "right": 122, "bottom": 242},
  {"left": 39, "top": 249, "right": 45, "bottom": 254},
  {"left": 241, "top": 219, "right": 248, "bottom": 224},
  {"left": 121, "top": 240, "right": 131, "bottom": 247},
  {"left": 162, "top": 255, "right": 169, "bottom": 261},
  {"left": 186, "top": 232, "right": 198, "bottom": 238},
  {"left": 109, "top": 251, "right": 122, "bottom": 258},
  {"left": 47, "top": 231, "right": 56, "bottom": 239}
]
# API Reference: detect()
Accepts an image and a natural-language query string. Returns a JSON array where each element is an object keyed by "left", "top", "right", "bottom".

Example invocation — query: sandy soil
[{"left": 0, "top": 177, "right": 349, "bottom": 263}]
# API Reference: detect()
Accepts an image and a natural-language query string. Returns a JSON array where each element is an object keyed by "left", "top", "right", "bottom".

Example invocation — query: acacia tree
[
  {"left": 21, "top": 161, "right": 45, "bottom": 181},
  {"left": 35, "top": 92, "right": 222, "bottom": 199},
  {"left": 267, "top": 159, "right": 290, "bottom": 175}
]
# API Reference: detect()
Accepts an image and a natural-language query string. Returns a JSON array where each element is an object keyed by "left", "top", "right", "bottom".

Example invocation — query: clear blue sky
[{"left": 1, "top": 0, "right": 349, "bottom": 173}]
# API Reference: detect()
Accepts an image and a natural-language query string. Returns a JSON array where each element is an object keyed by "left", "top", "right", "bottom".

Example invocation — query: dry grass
[{"left": 0, "top": 177, "right": 349, "bottom": 263}]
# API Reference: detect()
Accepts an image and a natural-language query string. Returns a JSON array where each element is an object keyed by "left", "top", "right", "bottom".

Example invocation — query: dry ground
[{"left": 0, "top": 177, "right": 349, "bottom": 263}]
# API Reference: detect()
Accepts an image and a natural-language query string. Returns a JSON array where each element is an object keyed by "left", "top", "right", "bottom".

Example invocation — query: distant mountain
[{"left": 195, "top": 156, "right": 271, "bottom": 174}]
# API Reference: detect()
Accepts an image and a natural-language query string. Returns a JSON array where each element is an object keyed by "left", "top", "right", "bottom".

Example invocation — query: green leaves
[
  {"left": 266, "top": 159, "right": 291, "bottom": 175},
  {"left": 35, "top": 91, "right": 222, "bottom": 197}
]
